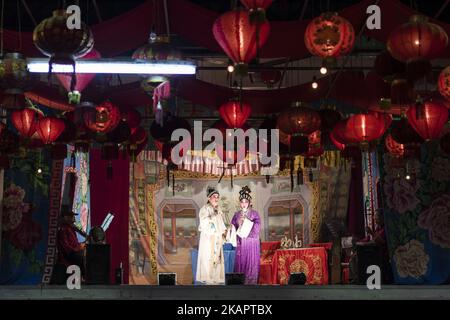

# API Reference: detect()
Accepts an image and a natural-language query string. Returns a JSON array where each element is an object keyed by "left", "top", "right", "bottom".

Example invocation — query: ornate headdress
[
  {"left": 239, "top": 186, "right": 252, "bottom": 202},
  {"left": 206, "top": 186, "right": 219, "bottom": 198}
]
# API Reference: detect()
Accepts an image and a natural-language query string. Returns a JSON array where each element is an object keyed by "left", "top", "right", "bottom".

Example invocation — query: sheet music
[
  {"left": 101, "top": 212, "right": 114, "bottom": 231},
  {"left": 236, "top": 218, "right": 253, "bottom": 239}
]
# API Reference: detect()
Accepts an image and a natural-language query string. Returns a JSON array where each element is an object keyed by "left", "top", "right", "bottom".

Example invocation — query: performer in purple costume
[{"left": 231, "top": 186, "right": 261, "bottom": 284}]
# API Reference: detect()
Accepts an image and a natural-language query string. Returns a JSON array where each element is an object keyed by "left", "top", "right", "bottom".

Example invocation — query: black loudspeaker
[
  {"left": 86, "top": 244, "right": 111, "bottom": 285},
  {"left": 289, "top": 272, "right": 307, "bottom": 285},
  {"left": 225, "top": 273, "right": 245, "bottom": 285},
  {"left": 356, "top": 243, "right": 382, "bottom": 285},
  {"left": 158, "top": 273, "right": 176, "bottom": 285}
]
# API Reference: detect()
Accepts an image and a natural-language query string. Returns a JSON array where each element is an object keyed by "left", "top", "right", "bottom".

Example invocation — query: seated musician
[{"left": 57, "top": 205, "right": 87, "bottom": 277}]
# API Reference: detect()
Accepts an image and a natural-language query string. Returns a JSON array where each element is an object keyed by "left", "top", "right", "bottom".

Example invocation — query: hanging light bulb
[
  {"left": 320, "top": 66, "right": 328, "bottom": 75},
  {"left": 37, "top": 168, "right": 42, "bottom": 175},
  {"left": 312, "top": 76, "right": 318, "bottom": 89},
  {"left": 405, "top": 174, "right": 411, "bottom": 180},
  {"left": 227, "top": 64, "right": 235, "bottom": 73}
]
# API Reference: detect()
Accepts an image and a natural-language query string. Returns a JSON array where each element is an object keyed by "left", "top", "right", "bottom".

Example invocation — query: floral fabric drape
[{"left": 382, "top": 142, "right": 450, "bottom": 284}]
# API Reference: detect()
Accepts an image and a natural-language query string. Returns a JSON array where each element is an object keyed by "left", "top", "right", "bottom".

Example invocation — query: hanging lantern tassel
[
  {"left": 107, "top": 160, "right": 113, "bottom": 180},
  {"left": 167, "top": 166, "right": 170, "bottom": 187},
  {"left": 68, "top": 90, "right": 81, "bottom": 105}
]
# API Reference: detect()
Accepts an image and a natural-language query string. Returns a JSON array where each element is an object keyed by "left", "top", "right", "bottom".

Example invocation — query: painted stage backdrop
[
  {"left": 0, "top": 150, "right": 52, "bottom": 284},
  {"left": 382, "top": 141, "right": 450, "bottom": 284}
]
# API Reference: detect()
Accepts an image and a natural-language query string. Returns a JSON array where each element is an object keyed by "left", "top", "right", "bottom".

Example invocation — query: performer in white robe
[{"left": 196, "top": 186, "right": 227, "bottom": 285}]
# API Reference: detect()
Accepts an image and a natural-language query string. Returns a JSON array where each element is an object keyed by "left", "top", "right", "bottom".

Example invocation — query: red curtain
[
  {"left": 89, "top": 149, "right": 130, "bottom": 284},
  {"left": 3, "top": 0, "right": 450, "bottom": 59}
]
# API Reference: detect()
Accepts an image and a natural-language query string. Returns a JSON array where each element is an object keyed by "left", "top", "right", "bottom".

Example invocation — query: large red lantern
[
  {"left": 385, "top": 134, "right": 405, "bottom": 157},
  {"left": 438, "top": 66, "right": 450, "bottom": 101},
  {"left": 36, "top": 117, "right": 65, "bottom": 144},
  {"left": 56, "top": 49, "right": 101, "bottom": 104},
  {"left": 406, "top": 100, "right": 448, "bottom": 140},
  {"left": 219, "top": 100, "right": 251, "bottom": 129},
  {"left": 277, "top": 102, "right": 321, "bottom": 136},
  {"left": 387, "top": 15, "right": 448, "bottom": 81},
  {"left": 346, "top": 113, "right": 386, "bottom": 144},
  {"left": 84, "top": 101, "right": 121, "bottom": 133},
  {"left": 304, "top": 12, "right": 355, "bottom": 66},
  {"left": 369, "top": 111, "right": 392, "bottom": 138},
  {"left": 213, "top": 9, "right": 270, "bottom": 74},
  {"left": 331, "top": 119, "right": 359, "bottom": 145},
  {"left": 11, "top": 107, "right": 44, "bottom": 138},
  {"left": 33, "top": 10, "right": 94, "bottom": 90}
]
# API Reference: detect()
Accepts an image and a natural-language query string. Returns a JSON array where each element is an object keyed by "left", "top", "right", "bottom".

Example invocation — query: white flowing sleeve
[{"left": 198, "top": 206, "right": 212, "bottom": 234}]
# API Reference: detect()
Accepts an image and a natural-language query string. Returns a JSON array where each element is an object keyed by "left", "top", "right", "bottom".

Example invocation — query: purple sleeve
[
  {"left": 231, "top": 212, "right": 239, "bottom": 230},
  {"left": 248, "top": 211, "right": 261, "bottom": 239}
]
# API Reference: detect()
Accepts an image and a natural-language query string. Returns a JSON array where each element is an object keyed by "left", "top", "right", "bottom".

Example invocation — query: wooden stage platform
[{"left": 0, "top": 285, "right": 449, "bottom": 300}]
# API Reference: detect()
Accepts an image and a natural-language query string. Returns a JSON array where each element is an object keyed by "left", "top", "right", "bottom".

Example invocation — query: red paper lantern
[
  {"left": 277, "top": 102, "right": 321, "bottom": 136},
  {"left": 438, "top": 66, "right": 450, "bottom": 101},
  {"left": 308, "top": 130, "right": 321, "bottom": 147},
  {"left": 11, "top": 108, "right": 44, "bottom": 138},
  {"left": 385, "top": 134, "right": 405, "bottom": 157},
  {"left": 36, "top": 117, "right": 65, "bottom": 144},
  {"left": 332, "top": 119, "right": 358, "bottom": 145},
  {"left": 346, "top": 114, "right": 385, "bottom": 143},
  {"left": 387, "top": 15, "right": 448, "bottom": 81},
  {"left": 33, "top": 10, "right": 94, "bottom": 91},
  {"left": 329, "top": 131, "right": 345, "bottom": 151},
  {"left": 56, "top": 49, "right": 101, "bottom": 104},
  {"left": 304, "top": 12, "right": 355, "bottom": 66},
  {"left": 212, "top": 9, "right": 270, "bottom": 73},
  {"left": 406, "top": 100, "right": 448, "bottom": 140},
  {"left": 84, "top": 101, "right": 121, "bottom": 133},
  {"left": 369, "top": 111, "right": 393, "bottom": 138},
  {"left": 219, "top": 100, "right": 251, "bottom": 129}
]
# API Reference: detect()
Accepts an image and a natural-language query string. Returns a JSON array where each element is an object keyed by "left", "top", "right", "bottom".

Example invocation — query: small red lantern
[
  {"left": 213, "top": 9, "right": 270, "bottom": 74},
  {"left": 308, "top": 130, "right": 321, "bottom": 148},
  {"left": 219, "top": 100, "right": 251, "bottom": 129},
  {"left": 387, "top": 15, "right": 448, "bottom": 81},
  {"left": 36, "top": 117, "right": 65, "bottom": 144},
  {"left": 11, "top": 107, "right": 44, "bottom": 138},
  {"left": 84, "top": 101, "right": 121, "bottom": 133},
  {"left": 385, "top": 134, "right": 405, "bottom": 157},
  {"left": 346, "top": 113, "right": 386, "bottom": 144},
  {"left": 304, "top": 12, "right": 355, "bottom": 66},
  {"left": 438, "top": 66, "right": 450, "bottom": 101},
  {"left": 406, "top": 100, "right": 448, "bottom": 140}
]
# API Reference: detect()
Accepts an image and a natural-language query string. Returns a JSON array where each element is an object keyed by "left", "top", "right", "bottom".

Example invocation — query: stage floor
[{"left": 0, "top": 285, "right": 449, "bottom": 300}]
